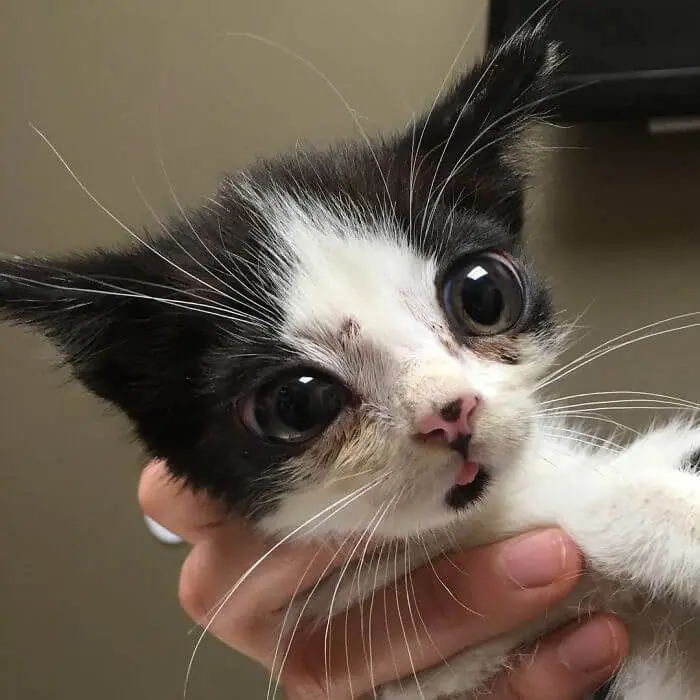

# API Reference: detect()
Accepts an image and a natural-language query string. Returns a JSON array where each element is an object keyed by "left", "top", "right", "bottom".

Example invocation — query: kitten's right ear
[{"left": 393, "top": 21, "right": 561, "bottom": 233}]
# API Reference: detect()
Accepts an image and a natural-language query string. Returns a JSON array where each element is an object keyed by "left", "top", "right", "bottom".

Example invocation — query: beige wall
[{"left": 1, "top": 2, "right": 698, "bottom": 699}]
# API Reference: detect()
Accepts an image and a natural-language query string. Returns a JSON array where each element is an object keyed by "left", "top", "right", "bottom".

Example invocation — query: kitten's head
[{"left": 0, "top": 26, "right": 561, "bottom": 537}]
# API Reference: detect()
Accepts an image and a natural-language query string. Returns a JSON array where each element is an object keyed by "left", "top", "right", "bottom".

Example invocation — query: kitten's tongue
[{"left": 456, "top": 461, "right": 480, "bottom": 486}]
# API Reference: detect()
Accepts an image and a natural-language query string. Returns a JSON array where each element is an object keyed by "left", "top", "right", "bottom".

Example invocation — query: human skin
[{"left": 138, "top": 461, "right": 627, "bottom": 700}]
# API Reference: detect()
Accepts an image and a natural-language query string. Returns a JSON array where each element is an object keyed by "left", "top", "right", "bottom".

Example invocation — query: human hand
[{"left": 139, "top": 461, "right": 626, "bottom": 700}]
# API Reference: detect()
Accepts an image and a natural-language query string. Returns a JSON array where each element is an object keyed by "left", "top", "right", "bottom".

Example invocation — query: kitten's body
[
  {"left": 292, "top": 422, "right": 700, "bottom": 699},
  {"left": 1, "top": 21, "right": 700, "bottom": 700}
]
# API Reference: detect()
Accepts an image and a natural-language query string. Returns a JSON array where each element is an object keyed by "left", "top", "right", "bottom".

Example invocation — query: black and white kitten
[{"left": 2, "top": 23, "right": 700, "bottom": 700}]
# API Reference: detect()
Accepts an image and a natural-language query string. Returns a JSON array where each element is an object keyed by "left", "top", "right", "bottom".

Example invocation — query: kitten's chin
[{"left": 446, "top": 468, "right": 491, "bottom": 510}]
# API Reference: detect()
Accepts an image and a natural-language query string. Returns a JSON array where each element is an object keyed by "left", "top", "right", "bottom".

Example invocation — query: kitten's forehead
[
  {"left": 264, "top": 192, "right": 445, "bottom": 343},
  {"left": 284, "top": 213, "right": 438, "bottom": 337}
]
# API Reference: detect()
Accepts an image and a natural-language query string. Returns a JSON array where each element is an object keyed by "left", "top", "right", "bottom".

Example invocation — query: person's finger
[
  {"left": 283, "top": 529, "right": 584, "bottom": 699},
  {"left": 487, "top": 613, "right": 627, "bottom": 700},
  {"left": 178, "top": 525, "right": 378, "bottom": 662},
  {"left": 138, "top": 461, "right": 227, "bottom": 543}
]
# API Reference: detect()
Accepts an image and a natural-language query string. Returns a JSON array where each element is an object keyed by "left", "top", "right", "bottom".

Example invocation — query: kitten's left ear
[
  {"left": 0, "top": 249, "right": 217, "bottom": 459},
  {"left": 395, "top": 23, "right": 560, "bottom": 233}
]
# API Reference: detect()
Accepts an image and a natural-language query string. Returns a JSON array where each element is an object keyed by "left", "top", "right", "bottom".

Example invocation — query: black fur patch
[
  {"left": 446, "top": 470, "right": 490, "bottom": 510},
  {"left": 685, "top": 448, "right": 700, "bottom": 472}
]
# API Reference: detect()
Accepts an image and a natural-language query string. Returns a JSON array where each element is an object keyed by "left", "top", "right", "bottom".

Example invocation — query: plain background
[{"left": 1, "top": 2, "right": 699, "bottom": 698}]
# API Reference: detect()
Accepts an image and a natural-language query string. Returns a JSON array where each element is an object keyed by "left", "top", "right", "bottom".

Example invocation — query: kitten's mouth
[{"left": 446, "top": 460, "right": 490, "bottom": 510}]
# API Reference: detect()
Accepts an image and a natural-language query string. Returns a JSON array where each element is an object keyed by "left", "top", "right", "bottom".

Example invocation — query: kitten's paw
[{"left": 617, "top": 421, "right": 700, "bottom": 475}]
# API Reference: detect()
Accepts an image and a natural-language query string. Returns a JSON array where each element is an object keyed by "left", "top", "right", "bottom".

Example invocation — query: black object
[{"left": 488, "top": 1, "right": 700, "bottom": 121}]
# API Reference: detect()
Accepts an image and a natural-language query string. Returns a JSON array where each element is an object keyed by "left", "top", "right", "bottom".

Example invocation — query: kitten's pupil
[
  {"left": 461, "top": 265, "right": 504, "bottom": 327},
  {"left": 276, "top": 379, "right": 326, "bottom": 432},
  {"left": 443, "top": 253, "right": 524, "bottom": 336},
  {"left": 244, "top": 371, "right": 348, "bottom": 443}
]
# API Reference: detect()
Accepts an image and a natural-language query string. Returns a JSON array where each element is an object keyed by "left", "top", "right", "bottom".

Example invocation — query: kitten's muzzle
[{"left": 412, "top": 394, "right": 487, "bottom": 504}]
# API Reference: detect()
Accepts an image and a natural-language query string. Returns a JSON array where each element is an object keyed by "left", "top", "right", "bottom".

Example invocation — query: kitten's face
[
  {"left": 243, "top": 186, "right": 554, "bottom": 537},
  {"left": 0, "top": 25, "right": 559, "bottom": 538}
]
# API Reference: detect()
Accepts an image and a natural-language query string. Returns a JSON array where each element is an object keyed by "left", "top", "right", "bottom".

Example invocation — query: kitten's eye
[
  {"left": 442, "top": 253, "right": 523, "bottom": 335},
  {"left": 239, "top": 370, "right": 349, "bottom": 443}
]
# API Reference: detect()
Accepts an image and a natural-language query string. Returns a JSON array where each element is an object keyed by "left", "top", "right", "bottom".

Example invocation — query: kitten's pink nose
[{"left": 415, "top": 394, "right": 479, "bottom": 446}]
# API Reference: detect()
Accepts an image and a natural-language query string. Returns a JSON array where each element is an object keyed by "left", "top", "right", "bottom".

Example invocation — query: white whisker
[
  {"left": 538, "top": 314, "right": 700, "bottom": 390},
  {"left": 183, "top": 476, "right": 386, "bottom": 698},
  {"left": 539, "top": 390, "right": 700, "bottom": 412},
  {"left": 219, "top": 33, "right": 393, "bottom": 212},
  {"left": 29, "top": 125, "right": 269, "bottom": 325},
  {"left": 394, "top": 538, "right": 426, "bottom": 700}
]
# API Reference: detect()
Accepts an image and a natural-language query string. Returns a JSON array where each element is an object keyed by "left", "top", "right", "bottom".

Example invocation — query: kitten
[{"left": 2, "top": 21, "right": 700, "bottom": 700}]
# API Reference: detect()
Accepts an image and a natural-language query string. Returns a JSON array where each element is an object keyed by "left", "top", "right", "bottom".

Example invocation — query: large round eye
[
  {"left": 442, "top": 253, "right": 524, "bottom": 335},
  {"left": 239, "top": 370, "right": 349, "bottom": 444}
]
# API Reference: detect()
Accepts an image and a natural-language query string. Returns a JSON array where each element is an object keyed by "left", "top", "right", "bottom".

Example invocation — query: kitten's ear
[
  {"left": 0, "top": 249, "right": 213, "bottom": 451},
  {"left": 396, "top": 23, "right": 560, "bottom": 232}
]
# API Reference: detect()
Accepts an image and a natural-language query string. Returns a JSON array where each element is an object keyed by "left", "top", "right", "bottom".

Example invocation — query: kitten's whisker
[
  {"left": 269, "top": 528, "right": 358, "bottom": 700},
  {"left": 393, "top": 538, "right": 427, "bottom": 700},
  {"left": 220, "top": 33, "right": 393, "bottom": 213},
  {"left": 191, "top": 481, "right": 384, "bottom": 637},
  {"left": 382, "top": 540, "right": 405, "bottom": 695},
  {"left": 405, "top": 539, "right": 454, "bottom": 674},
  {"left": 543, "top": 406, "right": 698, "bottom": 417},
  {"left": 410, "top": 9, "right": 485, "bottom": 252},
  {"left": 352, "top": 497, "right": 397, "bottom": 692},
  {"left": 418, "top": 33, "right": 507, "bottom": 239},
  {"left": 402, "top": 536, "right": 424, "bottom": 656},
  {"left": 322, "top": 507, "right": 386, "bottom": 699},
  {"left": 544, "top": 412, "right": 641, "bottom": 437},
  {"left": 542, "top": 424, "right": 623, "bottom": 448},
  {"left": 184, "top": 477, "right": 386, "bottom": 698},
  {"left": 2, "top": 273, "right": 260, "bottom": 331},
  {"left": 538, "top": 398, "right": 700, "bottom": 414},
  {"left": 364, "top": 491, "right": 403, "bottom": 700},
  {"left": 419, "top": 540, "right": 482, "bottom": 618},
  {"left": 538, "top": 313, "right": 700, "bottom": 390},
  {"left": 539, "top": 391, "right": 700, "bottom": 411},
  {"left": 134, "top": 179, "right": 278, "bottom": 323},
  {"left": 3, "top": 256, "right": 242, "bottom": 316},
  {"left": 325, "top": 468, "right": 376, "bottom": 485},
  {"left": 541, "top": 430, "right": 621, "bottom": 453},
  {"left": 367, "top": 535, "right": 390, "bottom": 699},
  {"left": 29, "top": 125, "right": 269, "bottom": 322}
]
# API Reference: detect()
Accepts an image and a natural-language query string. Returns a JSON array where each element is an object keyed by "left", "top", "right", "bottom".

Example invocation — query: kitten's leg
[{"left": 512, "top": 421, "right": 700, "bottom": 608}]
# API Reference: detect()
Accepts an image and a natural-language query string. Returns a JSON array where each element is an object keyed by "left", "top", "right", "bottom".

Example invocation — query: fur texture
[{"left": 1, "top": 20, "right": 700, "bottom": 700}]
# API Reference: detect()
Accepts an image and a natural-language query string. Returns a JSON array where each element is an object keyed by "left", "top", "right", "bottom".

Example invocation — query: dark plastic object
[{"left": 488, "top": 0, "right": 700, "bottom": 122}]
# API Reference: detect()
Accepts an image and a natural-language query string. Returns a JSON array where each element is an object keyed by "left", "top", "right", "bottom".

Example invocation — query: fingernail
[
  {"left": 500, "top": 530, "right": 568, "bottom": 588},
  {"left": 559, "top": 618, "right": 618, "bottom": 674}
]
